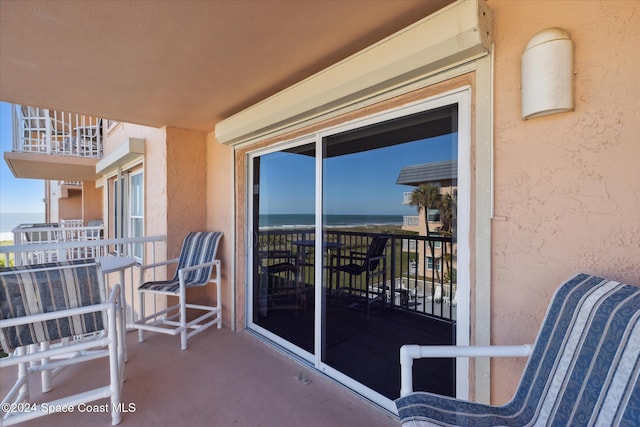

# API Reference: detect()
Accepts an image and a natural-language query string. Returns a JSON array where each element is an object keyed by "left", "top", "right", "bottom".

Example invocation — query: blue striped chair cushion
[
  {"left": 138, "top": 231, "right": 222, "bottom": 294},
  {"left": 0, "top": 260, "right": 105, "bottom": 353},
  {"left": 395, "top": 273, "right": 640, "bottom": 426}
]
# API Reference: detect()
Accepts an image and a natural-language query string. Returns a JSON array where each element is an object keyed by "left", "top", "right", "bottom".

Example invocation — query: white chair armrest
[
  {"left": 178, "top": 259, "right": 221, "bottom": 275},
  {"left": 399, "top": 344, "right": 532, "bottom": 397},
  {"left": 139, "top": 258, "right": 179, "bottom": 271}
]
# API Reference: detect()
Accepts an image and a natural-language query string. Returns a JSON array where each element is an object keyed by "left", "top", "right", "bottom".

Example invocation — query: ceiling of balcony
[{"left": 0, "top": 0, "right": 453, "bottom": 133}]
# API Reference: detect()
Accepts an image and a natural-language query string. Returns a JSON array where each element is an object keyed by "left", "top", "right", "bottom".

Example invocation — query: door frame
[{"left": 245, "top": 86, "right": 473, "bottom": 413}]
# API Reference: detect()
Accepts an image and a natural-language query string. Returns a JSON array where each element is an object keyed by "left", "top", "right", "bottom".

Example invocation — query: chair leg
[
  {"left": 180, "top": 286, "right": 188, "bottom": 351},
  {"left": 138, "top": 291, "right": 145, "bottom": 343},
  {"left": 17, "top": 346, "right": 30, "bottom": 402},
  {"left": 40, "top": 341, "right": 52, "bottom": 393},
  {"left": 107, "top": 303, "right": 122, "bottom": 426}
]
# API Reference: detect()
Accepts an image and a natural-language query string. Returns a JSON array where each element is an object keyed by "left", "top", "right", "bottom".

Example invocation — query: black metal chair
[
  {"left": 332, "top": 236, "right": 389, "bottom": 318},
  {"left": 258, "top": 250, "right": 304, "bottom": 312}
]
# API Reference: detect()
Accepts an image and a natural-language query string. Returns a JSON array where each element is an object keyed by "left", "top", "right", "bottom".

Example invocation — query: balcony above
[{"left": 3, "top": 104, "right": 103, "bottom": 181}]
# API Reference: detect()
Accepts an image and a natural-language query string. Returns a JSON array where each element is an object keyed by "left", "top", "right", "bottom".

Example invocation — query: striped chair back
[
  {"left": 173, "top": 232, "right": 223, "bottom": 287},
  {"left": 0, "top": 260, "right": 105, "bottom": 353},
  {"left": 509, "top": 274, "right": 640, "bottom": 424},
  {"left": 396, "top": 273, "right": 640, "bottom": 425}
]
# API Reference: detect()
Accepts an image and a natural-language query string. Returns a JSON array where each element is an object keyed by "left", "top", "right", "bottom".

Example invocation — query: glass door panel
[
  {"left": 251, "top": 142, "right": 316, "bottom": 354},
  {"left": 321, "top": 106, "right": 459, "bottom": 400}
]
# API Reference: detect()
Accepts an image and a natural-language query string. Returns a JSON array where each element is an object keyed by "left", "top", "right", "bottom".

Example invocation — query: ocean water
[
  {"left": 259, "top": 214, "right": 402, "bottom": 229},
  {"left": 0, "top": 212, "right": 45, "bottom": 233}
]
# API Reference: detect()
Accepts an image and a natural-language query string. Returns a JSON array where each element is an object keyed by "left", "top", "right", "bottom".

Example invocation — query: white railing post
[{"left": 44, "top": 108, "right": 53, "bottom": 154}]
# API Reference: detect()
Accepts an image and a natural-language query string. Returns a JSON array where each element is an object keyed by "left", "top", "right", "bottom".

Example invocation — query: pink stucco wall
[
  {"left": 205, "top": 134, "right": 234, "bottom": 327},
  {"left": 199, "top": 0, "right": 640, "bottom": 405},
  {"left": 488, "top": 0, "right": 640, "bottom": 403}
]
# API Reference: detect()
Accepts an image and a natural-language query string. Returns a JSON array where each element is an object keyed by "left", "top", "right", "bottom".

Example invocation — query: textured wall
[
  {"left": 81, "top": 182, "right": 102, "bottom": 223},
  {"left": 488, "top": 0, "right": 640, "bottom": 403},
  {"left": 206, "top": 134, "right": 234, "bottom": 328}
]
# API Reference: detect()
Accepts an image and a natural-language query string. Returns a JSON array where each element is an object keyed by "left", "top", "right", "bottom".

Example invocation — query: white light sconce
[{"left": 521, "top": 28, "right": 574, "bottom": 120}]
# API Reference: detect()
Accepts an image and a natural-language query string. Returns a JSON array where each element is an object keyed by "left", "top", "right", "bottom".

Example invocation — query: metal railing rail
[{"left": 256, "top": 229, "right": 457, "bottom": 322}]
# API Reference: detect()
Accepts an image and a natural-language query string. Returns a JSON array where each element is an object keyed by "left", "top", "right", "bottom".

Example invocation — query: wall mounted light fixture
[{"left": 521, "top": 28, "right": 574, "bottom": 120}]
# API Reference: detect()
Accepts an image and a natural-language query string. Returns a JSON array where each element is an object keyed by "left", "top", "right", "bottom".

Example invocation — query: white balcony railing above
[
  {"left": 11, "top": 104, "right": 103, "bottom": 158},
  {"left": 403, "top": 192, "right": 413, "bottom": 205}
]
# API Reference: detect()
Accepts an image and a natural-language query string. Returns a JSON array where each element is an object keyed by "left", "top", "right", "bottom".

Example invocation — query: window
[
  {"left": 427, "top": 257, "right": 442, "bottom": 270},
  {"left": 129, "top": 171, "right": 144, "bottom": 258},
  {"left": 111, "top": 167, "right": 144, "bottom": 258}
]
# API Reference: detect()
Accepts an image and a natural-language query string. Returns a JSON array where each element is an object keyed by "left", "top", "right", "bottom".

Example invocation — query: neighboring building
[
  {"left": 2, "top": 0, "right": 639, "bottom": 412},
  {"left": 397, "top": 160, "right": 458, "bottom": 284},
  {"left": 4, "top": 106, "right": 104, "bottom": 225}
]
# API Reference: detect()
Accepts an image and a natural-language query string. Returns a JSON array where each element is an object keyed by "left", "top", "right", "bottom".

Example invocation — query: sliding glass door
[
  {"left": 321, "top": 105, "right": 459, "bottom": 400},
  {"left": 248, "top": 90, "right": 469, "bottom": 410},
  {"left": 250, "top": 141, "right": 317, "bottom": 355}
]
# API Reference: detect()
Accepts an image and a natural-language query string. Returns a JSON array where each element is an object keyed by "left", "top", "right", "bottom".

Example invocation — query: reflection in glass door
[
  {"left": 321, "top": 106, "right": 459, "bottom": 400},
  {"left": 251, "top": 142, "right": 316, "bottom": 355},
  {"left": 248, "top": 94, "right": 468, "bottom": 409}
]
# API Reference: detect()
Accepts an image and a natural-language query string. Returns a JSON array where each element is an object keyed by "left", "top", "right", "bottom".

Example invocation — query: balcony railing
[
  {"left": 403, "top": 215, "right": 420, "bottom": 227},
  {"left": 0, "top": 235, "right": 167, "bottom": 327},
  {"left": 257, "top": 229, "right": 457, "bottom": 322},
  {"left": 11, "top": 221, "right": 104, "bottom": 247},
  {"left": 11, "top": 104, "right": 103, "bottom": 158}
]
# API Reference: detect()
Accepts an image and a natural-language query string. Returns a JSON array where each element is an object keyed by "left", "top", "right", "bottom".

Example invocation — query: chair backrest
[
  {"left": 363, "top": 236, "right": 389, "bottom": 272},
  {"left": 507, "top": 273, "right": 640, "bottom": 425},
  {"left": 0, "top": 260, "right": 105, "bottom": 353},
  {"left": 173, "top": 232, "right": 223, "bottom": 286}
]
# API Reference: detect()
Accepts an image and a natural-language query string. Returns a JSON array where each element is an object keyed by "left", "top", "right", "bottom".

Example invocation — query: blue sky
[
  {"left": 0, "top": 102, "right": 46, "bottom": 214},
  {"left": 260, "top": 134, "right": 457, "bottom": 216}
]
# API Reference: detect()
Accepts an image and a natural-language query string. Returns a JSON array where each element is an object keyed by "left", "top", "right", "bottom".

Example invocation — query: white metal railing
[
  {"left": 59, "top": 219, "right": 84, "bottom": 227},
  {"left": 0, "top": 236, "right": 167, "bottom": 327},
  {"left": 403, "top": 215, "right": 420, "bottom": 227},
  {"left": 11, "top": 222, "right": 104, "bottom": 247},
  {"left": 11, "top": 104, "right": 103, "bottom": 158},
  {"left": 0, "top": 235, "right": 166, "bottom": 267}
]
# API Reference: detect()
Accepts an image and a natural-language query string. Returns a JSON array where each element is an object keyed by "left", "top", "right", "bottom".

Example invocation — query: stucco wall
[
  {"left": 488, "top": 0, "right": 640, "bottom": 403},
  {"left": 58, "top": 190, "right": 82, "bottom": 219},
  {"left": 105, "top": 122, "right": 168, "bottom": 237},
  {"left": 164, "top": 127, "right": 209, "bottom": 305},
  {"left": 81, "top": 182, "right": 102, "bottom": 223},
  {"left": 164, "top": 127, "right": 207, "bottom": 253},
  {"left": 205, "top": 134, "right": 234, "bottom": 328}
]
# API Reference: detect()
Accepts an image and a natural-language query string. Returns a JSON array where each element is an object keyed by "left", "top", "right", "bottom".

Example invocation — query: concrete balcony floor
[{"left": 1, "top": 327, "right": 398, "bottom": 427}]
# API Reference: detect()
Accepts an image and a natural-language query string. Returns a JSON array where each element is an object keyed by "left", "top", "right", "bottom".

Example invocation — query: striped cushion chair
[
  {"left": 0, "top": 260, "right": 124, "bottom": 426},
  {"left": 395, "top": 273, "right": 640, "bottom": 426},
  {"left": 134, "top": 231, "right": 223, "bottom": 350}
]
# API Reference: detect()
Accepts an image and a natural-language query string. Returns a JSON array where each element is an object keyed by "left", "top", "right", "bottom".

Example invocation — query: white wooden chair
[
  {"left": 0, "top": 260, "right": 125, "bottom": 426},
  {"left": 134, "top": 231, "right": 223, "bottom": 350}
]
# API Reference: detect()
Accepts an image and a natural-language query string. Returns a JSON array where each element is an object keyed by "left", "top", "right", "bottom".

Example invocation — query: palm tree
[
  {"left": 409, "top": 183, "right": 443, "bottom": 283},
  {"left": 438, "top": 191, "right": 457, "bottom": 288}
]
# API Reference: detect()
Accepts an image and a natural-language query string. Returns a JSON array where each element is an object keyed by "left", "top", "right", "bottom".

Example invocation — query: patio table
[{"left": 292, "top": 240, "right": 344, "bottom": 292}]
